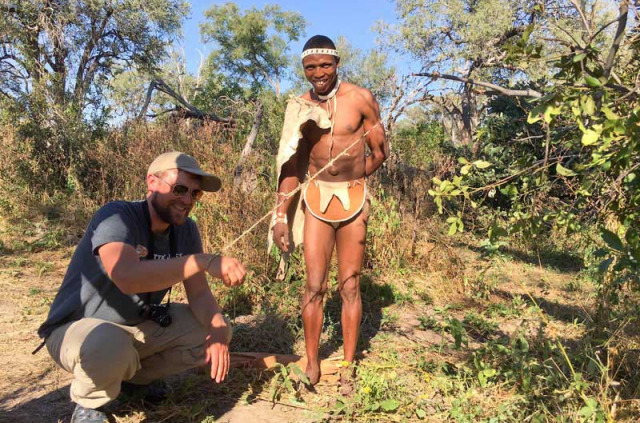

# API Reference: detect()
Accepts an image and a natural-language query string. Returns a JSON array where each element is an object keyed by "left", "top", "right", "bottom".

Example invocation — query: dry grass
[{"left": 1, "top": 120, "right": 639, "bottom": 422}]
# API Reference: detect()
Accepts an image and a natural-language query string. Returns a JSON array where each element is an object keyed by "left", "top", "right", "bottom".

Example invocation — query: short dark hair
[{"left": 303, "top": 35, "right": 336, "bottom": 51}]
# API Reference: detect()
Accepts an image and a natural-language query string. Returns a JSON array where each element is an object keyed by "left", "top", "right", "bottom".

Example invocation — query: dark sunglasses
[{"left": 155, "top": 176, "right": 203, "bottom": 201}]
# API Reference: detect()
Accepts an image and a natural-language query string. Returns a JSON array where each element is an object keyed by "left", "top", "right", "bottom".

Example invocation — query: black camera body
[{"left": 146, "top": 303, "right": 172, "bottom": 327}]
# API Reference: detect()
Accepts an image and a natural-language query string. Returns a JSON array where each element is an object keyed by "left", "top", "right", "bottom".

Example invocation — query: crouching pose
[{"left": 37, "top": 152, "right": 246, "bottom": 422}]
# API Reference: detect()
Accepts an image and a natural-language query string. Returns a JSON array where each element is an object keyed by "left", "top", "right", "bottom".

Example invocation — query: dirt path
[
  {"left": 0, "top": 249, "right": 318, "bottom": 423},
  {"left": 1, "top": 243, "right": 604, "bottom": 422}
]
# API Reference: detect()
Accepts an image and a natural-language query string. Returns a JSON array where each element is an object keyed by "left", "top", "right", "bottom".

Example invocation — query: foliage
[
  {"left": 0, "top": 0, "right": 189, "bottom": 192},
  {"left": 200, "top": 2, "right": 306, "bottom": 98},
  {"left": 380, "top": 0, "right": 548, "bottom": 145},
  {"left": 428, "top": 2, "right": 639, "bottom": 302},
  {"left": 422, "top": 3, "right": 638, "bottom": 419},
  {"left": 392, "top": 115, "right": 447, "bottom": 169},
  {"left": 267, "top": 363, "right": 309, "bottom": 403},
  {"left": 0, "top": 0, "right": 189, "bottom": 117}
]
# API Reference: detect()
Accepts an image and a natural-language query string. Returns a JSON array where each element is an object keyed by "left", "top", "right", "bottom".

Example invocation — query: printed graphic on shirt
[
  {"left": 135, "top": 244, "right": 148, "bottom": 258},
  {"left": 153, "top": 253, "right": 183, "bottom": 260}
]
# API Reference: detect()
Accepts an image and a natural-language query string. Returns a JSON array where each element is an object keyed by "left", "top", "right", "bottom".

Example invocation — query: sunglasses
[{"left": 155, "top": 176, "right": 203, "bottom": 201}]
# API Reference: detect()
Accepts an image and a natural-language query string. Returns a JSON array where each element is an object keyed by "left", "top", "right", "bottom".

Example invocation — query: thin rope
[
  {"left": 221, "top": 120, "right": 381, "bottom": 252},
  {"left": 328, "top": 94, "right": 337, "bottom": 165}
]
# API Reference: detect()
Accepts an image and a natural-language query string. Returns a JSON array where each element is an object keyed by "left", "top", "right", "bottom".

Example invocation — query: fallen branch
[
  {"left": 137, "top": 77, "right": 234, "bottom": 124},
  {"left": 413, "top": 72, "right": 543, "bottom": 98}
]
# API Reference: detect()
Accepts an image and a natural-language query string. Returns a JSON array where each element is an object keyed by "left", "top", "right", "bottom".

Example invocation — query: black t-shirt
[{"left": 38, "top": 200, "right": 203, "bottom": 338}]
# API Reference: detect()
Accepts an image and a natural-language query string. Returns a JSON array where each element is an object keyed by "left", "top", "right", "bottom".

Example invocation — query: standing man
[
  {"left": 270, "top": 35, "right": 388, "bottom": 391},
  {"left": 37, "top": 152, "right": 246, "bottom": 423}
]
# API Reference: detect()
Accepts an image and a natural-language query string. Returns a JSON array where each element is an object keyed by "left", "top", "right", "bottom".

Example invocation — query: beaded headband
[{"left": 301, "top": 48, "right": 340, "bottom": 59}]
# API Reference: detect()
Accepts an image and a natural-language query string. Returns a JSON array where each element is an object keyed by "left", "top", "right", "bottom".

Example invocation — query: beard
[{"left": 150, "top": 192, "right": 189, "bottom": 226}]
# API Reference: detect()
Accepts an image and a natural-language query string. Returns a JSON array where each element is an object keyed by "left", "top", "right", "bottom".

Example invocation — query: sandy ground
[{"left": 0, "top": 249, "right": 321, "bottom": 423}]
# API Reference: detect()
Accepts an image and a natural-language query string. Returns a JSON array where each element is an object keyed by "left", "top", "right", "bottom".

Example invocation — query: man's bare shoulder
[{"left": 340, "top": 82, "right": 375, "bottom": 103}]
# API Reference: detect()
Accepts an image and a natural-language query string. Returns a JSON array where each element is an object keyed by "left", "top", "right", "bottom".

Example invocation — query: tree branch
[
  {"left": 603, "top": 1, "right": 629, "bottom": 80},
  {"left": 412, "top": 72, "right": 542, "bottom": 98},
  {"left": 137, "top": 77, "right": 234, "bottom": 124},
  {"left": 75, "top": 8, "right": 113, "bottom": 100}
]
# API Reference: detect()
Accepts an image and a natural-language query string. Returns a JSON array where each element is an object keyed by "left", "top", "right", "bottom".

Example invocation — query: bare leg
[
  {"left": 335, "top": 210, "right": 367, "bottom": 364},
  {"left": 302, "top": 209, "right": 335, "bottom": 385}
]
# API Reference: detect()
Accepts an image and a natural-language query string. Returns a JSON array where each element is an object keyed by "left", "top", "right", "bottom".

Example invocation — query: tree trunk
[{"left": 234, "top": 101, "right": 264, "bottom": 189}]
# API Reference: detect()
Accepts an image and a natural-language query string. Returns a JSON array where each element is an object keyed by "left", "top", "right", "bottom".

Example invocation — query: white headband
[{"left": 301, "top": 48, "right": 339, "bottom": 59}]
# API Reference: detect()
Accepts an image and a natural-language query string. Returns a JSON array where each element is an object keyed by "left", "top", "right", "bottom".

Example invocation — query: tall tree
[
  {"left": 380, "top": 0, "right": 551, "bottom": 146},
  {"left": 0, "top": 0, "right": 189, "bottom": 120},
  {"left": 199, "top": 2, "right": 306, "bottom": 98}
]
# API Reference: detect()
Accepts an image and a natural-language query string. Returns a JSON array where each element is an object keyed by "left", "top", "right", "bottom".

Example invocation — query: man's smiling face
[
  {"left": 302, "top": 54, "right": 339, "bottom": 96},
  {"left": 150, "top": 169, "right": 201, "bottom": 226}
]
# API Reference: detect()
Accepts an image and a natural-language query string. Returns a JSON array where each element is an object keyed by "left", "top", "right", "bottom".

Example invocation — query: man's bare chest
[{"left": 302, "top": 102, "right": 363, "bottom": 143}]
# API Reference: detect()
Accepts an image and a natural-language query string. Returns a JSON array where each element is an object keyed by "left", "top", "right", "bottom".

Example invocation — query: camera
[{"left": 145, "top": 303, "right": 172, "bottom": 327}]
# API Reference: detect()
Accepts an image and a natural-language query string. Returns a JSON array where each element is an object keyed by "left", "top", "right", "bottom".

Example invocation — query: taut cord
[{"left": 221, "top": 121, "right": 381, "bottom": 252}]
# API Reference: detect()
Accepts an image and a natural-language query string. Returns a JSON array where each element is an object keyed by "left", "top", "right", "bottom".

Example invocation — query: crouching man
[{"left": 36, "top": 152, "right": 246, "bottom": 423}]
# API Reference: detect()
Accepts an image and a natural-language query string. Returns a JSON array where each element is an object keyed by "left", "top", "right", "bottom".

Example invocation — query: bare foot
[{"left": 305, "top": 360, "right": 321, "bottom": 386}]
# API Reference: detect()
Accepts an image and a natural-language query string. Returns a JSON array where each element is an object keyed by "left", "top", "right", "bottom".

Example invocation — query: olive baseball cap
[{"left": 147, "top": 151, "right": 222, "bottom": 192}]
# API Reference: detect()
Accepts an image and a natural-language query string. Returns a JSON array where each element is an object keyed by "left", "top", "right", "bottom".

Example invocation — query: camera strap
[{"left": 142, "top": 200, "right": 177, "bottom": 309}]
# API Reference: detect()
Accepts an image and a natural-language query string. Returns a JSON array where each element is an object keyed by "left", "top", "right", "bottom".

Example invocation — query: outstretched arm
[
  {"left": 99, "top": 244, "right": 245, "bottom": 294},
  {"left": 361, "top": 89, "right": 389, "bottom": 176}
]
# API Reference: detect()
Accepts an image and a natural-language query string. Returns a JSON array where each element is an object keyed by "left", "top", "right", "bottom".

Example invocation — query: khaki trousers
[{"left": 45, "top": 303, "right": 231, "bottom": 409}]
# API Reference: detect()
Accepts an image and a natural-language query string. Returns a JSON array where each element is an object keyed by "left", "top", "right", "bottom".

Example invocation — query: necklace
[{"left": 316, "top": 79, "right": 341, "bottom": 101}]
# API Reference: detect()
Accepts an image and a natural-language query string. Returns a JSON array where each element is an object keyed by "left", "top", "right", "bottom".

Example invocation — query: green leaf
[
  {"left": 416, "top": 408, "right": 427, "bottom": 419},
  {"left": 582, "top": 130, "right": 599, "bottom": 146},
  {"left": 543, "top": 104, "right": 562, "bottom": 123},
  {"left": 458, "top": 157, "right": 469, "bottom": 164},
  {"left": 380, "top": 399, "right": 400, "bottom": 412},
  {"left": 522, "top": 23, "right": 534, "bottom": 43},
  {"left": 448, "top": 222, "right": 458, "bottom": 236},
  {"left": 601, "top": 105, "right": 619, "bottom": 120},
  {"left": 573, "top": 53, "right": 586, "bottom": 62},
  {"left": 601, "top": 229, "right": 624, "bottom": 251},
  {"left": 556, "top": 163, "right": 577, "bottom": 177},
  {"left": 473, "top": 160, "right": 492, "bottom": 169},
  {"left": 499, "top": 184, "right": 518, "bottom": 198},
  {"left": 460, "top": 164, "right": 472, "bottom": 175},
  {"left": 593, "top": 248, "right": 608, "bottom": 258},
  {"left": 333, "top": 400, "right": 347, "bottom": 414},
  {"left": 290, "top": 364, "right": 310, "bottom": 385},
  {"left": 580, "top": 95, "right": 596, "bottom": 116},
  {"left": 584, "top": 75, "right": 602, "bottom": 87},
  {"left": 527, "top": 103, "right": 545, "bottom": 123}
]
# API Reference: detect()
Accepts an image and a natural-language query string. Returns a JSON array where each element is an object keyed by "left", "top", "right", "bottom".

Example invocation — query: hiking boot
[
  {"left": 120, "top": 380, "right": 167, "bottom": 404},
  {"left": 70, "top": 404, "right": 108, "bottom": 423}
]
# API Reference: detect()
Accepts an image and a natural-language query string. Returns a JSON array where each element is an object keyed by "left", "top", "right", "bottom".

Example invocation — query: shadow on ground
[
  {"left": 320, "top": 274, "right": 395, "bottom": 358},
  {"left": 1, "top": 311, "right": 299, "bottom": 423},
  {"left": 463, "top": 243, "right": 584, "bottom": 273},
  {"left": 493, "top": 288, "right": 591, "bottom": 324}
]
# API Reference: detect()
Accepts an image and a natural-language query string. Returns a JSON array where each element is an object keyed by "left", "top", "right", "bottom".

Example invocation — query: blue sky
[{"left": 179, "top": 0, "right": 401, "bottom": 75}]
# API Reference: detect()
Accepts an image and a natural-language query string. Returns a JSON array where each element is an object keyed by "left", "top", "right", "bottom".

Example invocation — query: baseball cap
[{"left": 147, "top": 151, "right": 222, "bottom": 192}]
